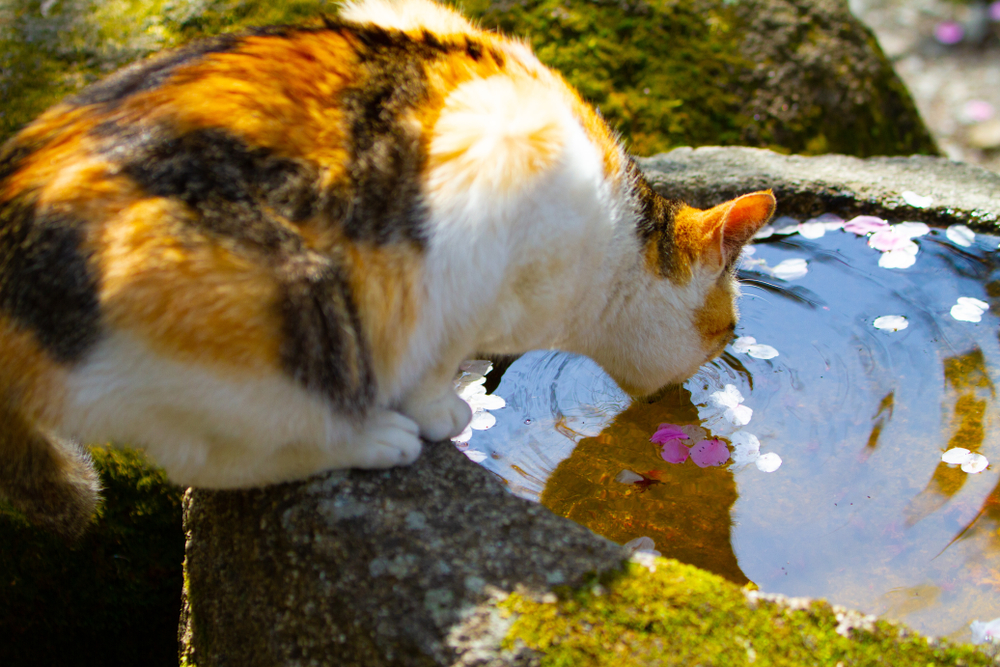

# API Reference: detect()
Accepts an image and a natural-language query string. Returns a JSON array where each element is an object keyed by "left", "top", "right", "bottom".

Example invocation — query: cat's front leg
[{"left": 399, "top": 364, "right": 472, "bottom": 442}]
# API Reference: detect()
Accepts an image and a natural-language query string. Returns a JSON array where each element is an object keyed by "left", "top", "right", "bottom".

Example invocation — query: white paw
[
  {"left": 402, "top": 391, "right": 472, "bottom": 442},
  {"left": 352, "top": 411, "right": 422, "bottom": 468}
]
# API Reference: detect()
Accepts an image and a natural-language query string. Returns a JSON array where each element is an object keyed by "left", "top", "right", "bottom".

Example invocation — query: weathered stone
[
  {"left": 180, "top": 443, "right": 626, "bottom": 666},
  {"left": 638, "top": 146, "right": 1000, "bottom": 229}
]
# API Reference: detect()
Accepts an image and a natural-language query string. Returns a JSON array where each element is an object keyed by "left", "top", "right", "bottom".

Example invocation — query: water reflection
[{"left": 464, "top": 219, "right": 1000, "bottom": 640}]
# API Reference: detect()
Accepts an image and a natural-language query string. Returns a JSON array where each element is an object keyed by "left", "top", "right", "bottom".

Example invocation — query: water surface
[{"left": 461, "top": 218, "right": 1000, "bottom": 641}]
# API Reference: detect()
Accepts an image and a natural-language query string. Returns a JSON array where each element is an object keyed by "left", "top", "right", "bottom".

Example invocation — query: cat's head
[{"left": 583, "top": 183, "right": 775, "bottom": 397}]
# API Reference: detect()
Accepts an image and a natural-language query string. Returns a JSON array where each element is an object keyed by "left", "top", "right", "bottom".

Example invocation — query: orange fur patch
[
  {"left": 0, "top": 316, "right": 68, "bottom": 425},
  {"left": 95, "top": 196, "right": 283, "bottom": 371},
  {"left": 693, "top": 281, "right": 736, "bottom": 355},
  {"left": 342, "top": 240, "right": 424, "bottom": 386},
  {"left": 124, "top": 32, "right": 355, "bottom": 171}
]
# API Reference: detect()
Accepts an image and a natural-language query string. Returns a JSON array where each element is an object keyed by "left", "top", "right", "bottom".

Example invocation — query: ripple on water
[{"left": 460, "top": 217, "right": 1000, "bottom": 641}]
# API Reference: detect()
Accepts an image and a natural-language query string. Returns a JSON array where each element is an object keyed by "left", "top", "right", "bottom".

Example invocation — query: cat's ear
[{"left": 705, "top": 190, "right": 776, "bottom": 269}]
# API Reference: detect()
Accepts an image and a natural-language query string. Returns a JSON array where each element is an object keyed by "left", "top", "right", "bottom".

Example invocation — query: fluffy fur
[{"left": 0, "top": 0, "right": 774, "bottom": 537}]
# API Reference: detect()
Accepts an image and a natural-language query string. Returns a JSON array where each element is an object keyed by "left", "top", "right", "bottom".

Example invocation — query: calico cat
[{"left": 0, "top": 0, "right": 774, "bottom": 537}]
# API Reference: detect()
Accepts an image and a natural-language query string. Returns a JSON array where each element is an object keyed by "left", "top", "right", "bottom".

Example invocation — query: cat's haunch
[{"left": 0, "top": 0, "right": 774, "bottom": 537}]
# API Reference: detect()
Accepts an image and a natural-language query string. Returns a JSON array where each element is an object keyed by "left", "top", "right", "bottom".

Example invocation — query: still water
[{"left": 458, "top": 215, "right": 1000, "bottom": 642}]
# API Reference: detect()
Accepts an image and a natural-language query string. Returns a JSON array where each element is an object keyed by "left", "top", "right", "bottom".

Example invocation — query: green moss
[
  {"left": 0, "top": 446, "right": 184, "bottom": 667},
  {"left": 501, "top": 558, "right": 995, "bottom": 666}
]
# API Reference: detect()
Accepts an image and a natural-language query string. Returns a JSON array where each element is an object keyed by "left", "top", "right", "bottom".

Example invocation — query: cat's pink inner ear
[{"left": 717, "top": 190, "right": 776, "bottom": 265}]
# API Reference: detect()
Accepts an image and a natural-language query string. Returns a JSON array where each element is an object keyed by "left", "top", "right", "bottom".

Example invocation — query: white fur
[{"left": 60, "top": 332, "right": 421, "bottom": 488}]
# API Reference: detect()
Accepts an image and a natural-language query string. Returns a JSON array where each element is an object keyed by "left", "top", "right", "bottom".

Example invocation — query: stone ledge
[{"left": 638, "top": 147, "right": 1000, "bottom": 229}]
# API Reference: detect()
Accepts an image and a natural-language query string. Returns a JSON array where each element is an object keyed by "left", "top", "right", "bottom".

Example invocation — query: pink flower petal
[
  {"left": 869, "top": 229, "right": 915, "bottom": 252},
  {"left": 689, "top": 439, "right": 731, "bottom": 468},
  {"left": 651, "top": 423, "right": 688, "bottom": 444},
  {"left": 660, "top": 439, "right": 691, "bottom": 464},
  {"left": 844, "top": 216, "right": 888, "bottom": 235}
]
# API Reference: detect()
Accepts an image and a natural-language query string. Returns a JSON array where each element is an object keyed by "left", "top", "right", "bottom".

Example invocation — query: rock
[
  {"left": 180, "top": 442, "right": 626, "bottom": 666},
  {"left": 638, "top": 146, "right": 1000, "bottom": 229},
  {"left": 465, "top": 0, "right": 939, "bottom": 157}
]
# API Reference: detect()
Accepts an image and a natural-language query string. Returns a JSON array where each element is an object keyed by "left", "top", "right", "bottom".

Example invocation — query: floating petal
[
  {"left": 844, "top": 216, "right": 888, "bottom": 234},
  {"left": 452, "top": 425, "right": 473, "bottom": 444},
  {"left": 732, "top": 336, "right": 757, "bottom": 353},
  {"left": 464, "top": 450, "right": 487, "bottom": 462},
  {"left": 770, "top": 258, "right": 809, "bottom": 280},
  {"left": 623, "top": 536, "right": 660, "bottom": 556},
  {"left": 727, "top": 404, "right": 753, "bottom": 426},
  {"left": 951, "top": 297, "right": 989, "bottom": 322},
  {"left": 755, "top": 452, "right": 782, "bottom": 472},
  {"left": 753, "top": 225, "right": 775, "bottom": 240},
  {"left": 962, "top": 454, "right": 989, "bottom": 474},
  {"left": 470, "top": 411, "right": 496, "bottom": 430},
  {"left": 680, "top": 424, "right": 708, "bottom": 441},
  {"left": 711, "top": 384, "right": 745, "bottom": 409},
  {"left": 894, "top": 221, "right": 930, "bottom": 239},
  {"left": 942, "top": 447, "right": 972, "bottom": 464},
  {"left": 946, "top": 224, "right": 975, "bottom": 247},
  {"left": 878, "top": 249, "right": 918, "bottom": 269},
  {"left": 651, "top": 423, "right": 689, "bottom": 443},
  {"left": 772, "top": 216, "right": 801, "bottom": 235},
  {"left": 873, "top": 315, "right": 908, "bottom": 332},
  {"left": 660, "top": 439, "right": 691, "bottom": 464},
  {"left": 615, "top": 469, "right": 645, "bottom": 484},
  {"left": 869, "top": 229, "right": 918, "bottom": 252},
  {"left": 730, "top": 431, "right": 761, "bottom": 467},
  {"left": 798, "top": 222, "right": 826, "bottom": 239},
  {"left": 747, "top": 344, "right": 779, "bottom": 359},
  {"left": 971, "top": 617, "right": 1000, "bottom": 645},
  {"left": 902, "top": 191, "right": 933, "bottom": 208},
  {"left": 809, "top": 212, "right": 845, "bottom": 227},
  {"left": 690, "top": 439, "right": 731, "bottom": 467}
]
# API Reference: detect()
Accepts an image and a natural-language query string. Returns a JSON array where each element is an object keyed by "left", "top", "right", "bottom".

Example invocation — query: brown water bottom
[{"left": 458, "top": 216, "right": 1000, "bottom": 643}]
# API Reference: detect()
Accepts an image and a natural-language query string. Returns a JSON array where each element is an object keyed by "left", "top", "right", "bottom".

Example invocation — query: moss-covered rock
[
  {"left": 0, "top": 446, "right": 184, "bottom": 667},
  {"left": 502, "top": 558, "right": 997, "bottom": 667}
]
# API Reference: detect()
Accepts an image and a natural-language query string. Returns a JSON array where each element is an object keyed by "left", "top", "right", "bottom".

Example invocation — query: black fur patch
[
  {"left": 68, "top": 34, "right": 244, "bottom": 108},
  {"left": 0, "top": 195, "right": 101, "bottom": 363},
  {"left": 278, "top": 251, "right": 375, "bottom": 413},
  {"left": 115, "top": 127, "right": 320, "bottom": 251},
  {"left": 629, "top": 158, "right": 683, "bottom": 277}
]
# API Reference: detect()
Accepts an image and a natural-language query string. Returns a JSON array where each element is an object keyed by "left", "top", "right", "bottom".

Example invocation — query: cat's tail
[{"left": 0, "top": 401, "right": 101, "bottom": 539}]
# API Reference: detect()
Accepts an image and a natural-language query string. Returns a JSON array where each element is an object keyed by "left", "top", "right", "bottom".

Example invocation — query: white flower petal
[
  {"left": 951, "top": 303, "right": 986, "bottom": 322},
  {"left": 942, "top": 447, "right": 972, "bottom": 464},
  {"left": 730, "top": 431, "right": 761, "bottom": 466},
  {"left": 755, "top": 452, "right": 782, "bottom": 472},
  {"left": 878, "top": 249, "right": 918, "bottom": 269},
  {"left": 957, "top": 297, "right": 989, "bottom": 310},
  {"left": 452, "top": 425, "right": 473, "bottom": 444},
  {"left": 893, "top": 221, "right": 930, "bottom": 239},
  {"left": 728, "top": 404, "right": 753, "bottom": 426},
  {"left": 464, "top": 450, "right": 487, "bottom": 462},
  {"left": 753, "top": 225, "right": 775, "bottom": 240},
  {"left": 902, "top": 191, "right": 934, "bottom": 208},
  {"left": 470, "top": 411, "right": 496, "bottom": 430},
  {"left": 711, "top": 384, "right": 745, "bottom": 408},
  {"left": 770, "top": 258, "right": 809, "bottom": 280},
  {"left": 615, "top": 470, "right": 645, "bottom": 485},
  {"left": 962, "top": 454, "right": 989, "bottom": 474},
  {"left": 798, "top": 222, "right": 827, "bottom": 239},
  {"left": 747, "top": 344, "right": 779, "bottom": 359},
  {"left": 473, "top": 394, "right": 506, "bottom": 411},
  {"left": 731, "top": 336, "right": 757, "bottom": 353},
  {"left": 946, "top": 224, "right": 975, "bottom": 247},
  {"left": 873, "top": 315, "right": 908, "bottom": 331}
]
